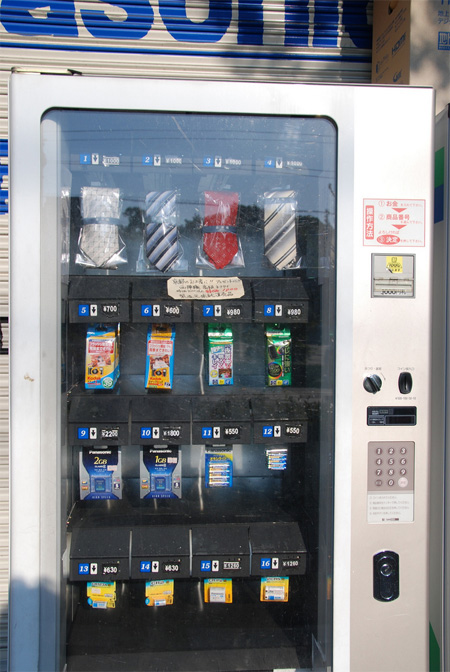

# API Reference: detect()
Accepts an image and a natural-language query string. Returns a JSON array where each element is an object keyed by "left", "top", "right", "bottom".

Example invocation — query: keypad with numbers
[{"left": 368, "top": 441, "right": 415, "bottom": 493}]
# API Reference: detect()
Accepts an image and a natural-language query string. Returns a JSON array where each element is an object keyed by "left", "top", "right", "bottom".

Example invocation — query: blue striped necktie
[{"left": 144, "top": 190, "right": 180, "bottom": 272}]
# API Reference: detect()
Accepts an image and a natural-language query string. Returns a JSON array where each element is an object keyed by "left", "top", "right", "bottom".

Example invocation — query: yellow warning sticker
[{"left": 386, "top": 256, "right": 403, "bottom": 274}]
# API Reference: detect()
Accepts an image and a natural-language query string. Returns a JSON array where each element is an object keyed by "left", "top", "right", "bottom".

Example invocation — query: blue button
[
  {"left": 203, "top": 305, "right": 214, "bottom": 317},
  {"left": 202, "top": 427, "right": 213, "bottom": 439},
  {"left": 78, "top": 427, "right": 89, "bottom": 440},
  {"left": 261, "top": 558, "right": 271, "bottom": 569},
  {"left": 140, "top": 427, "right": 152, "bottom": 439},
  {"left": 141, "top": 304, "right": 153, "bottom": 317},
  {"left": 264, "top": 158, "right": 275, "bottom": 168},
  {"left": 140, "top": 561, "right": 151, "bottom": 573},
  {"left": 263, "top": 426, "right": 274, "bottom": 437},
  {"left": 78, "top": 563, "right": 90, "bottom": 575},
  {"left": 80, "top": 154, "right": 91, "bottom": 165},
  {"left": 78, "top": 304, "right": 89, "bottom": 317},
  {"left": 264, "top": 304, "right": 275, "bottom": 316},
  {"left": 142, "top": 155, "right": 154, "bottom": 166},
  {"left": 201, "top": 560, "right": 211, "bottom": 572},
  {"left": 203, "top": 156, "right": 213, "bottom": 167}
]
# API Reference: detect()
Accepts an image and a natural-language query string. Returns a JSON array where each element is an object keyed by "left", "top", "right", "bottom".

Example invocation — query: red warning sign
[{"left": 363, "top": 199, "right": 425, "bottom": 247}]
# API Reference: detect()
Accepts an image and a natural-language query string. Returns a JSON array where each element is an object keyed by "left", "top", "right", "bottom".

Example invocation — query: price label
[
  {"left": 286, "top": 306, "right": 302, "bottom": 318},
  {"left": 162, "top": 427, "right": 181, "bottom": 440},
  {"left": 102, "top": 563, "right": 119, "bottom": 576},
  {"left": 282, "top": 559, "right": 299, "bottom": 568},
  {"left": 225, "top": 305, "right": 242, "bottom": 318},
  {"left": 164, "top": 563, "right": 180, "bottom": 573},
  {"left": 224, "top": 427, "right": 240, "bottom": 439},
  {"left": 101, "top": 303, "right": 119, "bottom": 315},
  {"left": 164, "top": 304, "right": 181, "bottom": 317},
  {"left": 223, "top": 561, "right": 240, "bottom": 570},
  {"left": 285, "top": 425, "right": 302, "bottom": 437},
  {"left": 101, "top": 427, "right": 119, "bottom": 440}
]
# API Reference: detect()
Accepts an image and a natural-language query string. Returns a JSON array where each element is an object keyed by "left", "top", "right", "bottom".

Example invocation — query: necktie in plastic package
[
  {"left": 76, "top": 187, "right": 127, "bottom": 269},
  {"left": 202, "top": 191, "right": 239, "bottom": 270},
  {"left": 144, "top": 190, "right": 180, "bottom": 272},
  {"left": 263, "top": 190, "right": 298, "bottom": 270}
]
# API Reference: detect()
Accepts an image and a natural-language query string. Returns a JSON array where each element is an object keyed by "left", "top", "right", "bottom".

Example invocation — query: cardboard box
[{"left": 372, "top": 0, "right": 450, "bottom": 111}]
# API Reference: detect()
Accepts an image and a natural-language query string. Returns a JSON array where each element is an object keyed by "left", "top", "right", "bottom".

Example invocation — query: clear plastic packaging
[
  {"left": 76, "top": 187, "right": 127, "bottom": 269},
  {"left": 263, "top": 190, "right": 300, "bottom": 270},
  {"left": 196, "top": 191, "right": 244, "bottom": 269},
  {"left": 136, "top": 189, "right": 186, "bottom": 274}
]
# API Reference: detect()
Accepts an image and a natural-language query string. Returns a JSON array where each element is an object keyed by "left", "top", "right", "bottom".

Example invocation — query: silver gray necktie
[
  {"left": 263, "top": 190, "right": 298, "bottom": 270},
  {"left": 144, "top": 190, "right": 180, "bottom": 272}
]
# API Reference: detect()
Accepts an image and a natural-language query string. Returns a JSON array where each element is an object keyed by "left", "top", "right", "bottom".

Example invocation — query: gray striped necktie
[
  {"left": 144, "top": 190, "right": 180, "bottom": 272},
  {"left": 263, "top": 190, "right": 298, "bottom": 270}
]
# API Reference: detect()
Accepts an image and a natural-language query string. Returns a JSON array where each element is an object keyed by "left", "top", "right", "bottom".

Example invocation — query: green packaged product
[{"left": 265, "top": 325, "right": 291, "bottom": 386}]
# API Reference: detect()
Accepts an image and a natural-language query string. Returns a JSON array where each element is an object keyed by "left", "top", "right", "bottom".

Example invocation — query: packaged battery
[
  {"left": 205, "top": 448, "right": 233, "bottom": 488},
  {"left": 145, "top": 580, "right": 174, "bottom": 607},
  {"left": 79, "top": 446, "right": 122, "bottom": 500},
  {"left": 140, "top": 446, "right": 182, "bottom": 499},
  {"left": 206, "top": 324, "right": 233, "bottom": 385},
  {"left": 204, "top": 578, "right": 233, "bottom": 603},
  {"left": 265, "top": 447, "right": 288, "bottom": 470},
  {"left": 265, "top": 325, "right": 291, "bottom": 386},
  {"left": 260, "top": 577, "right": 289, "bottom": 602},
  {"left": 145, "top": 324, "right": 175, "bottom": 390},
  {"left": 85, "top": 323, "right": 120, "bottom": 390},
  {"left": 87, "top": 581, "right": 116, "bottom": 609}
]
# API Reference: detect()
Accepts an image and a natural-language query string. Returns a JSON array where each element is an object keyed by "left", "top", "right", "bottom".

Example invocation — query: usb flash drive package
[
  {"left": 265, "top": 325, "right": 291, "bottom": 386},
  {"left": 206, "top": 324, "right": 233, "bottom": 385},
  {"left": 205, "top": 447, "right": 233, "bottom": 488},
  {"left": 145, "top": 323, "right": 175, "bottom": 390},
  {"left": 79, "top": 446, "right": 122, "bottom": 500},
  {"left": 85, "top": 323, "right": 120, "bottom": 390},
  {"left": 140, "top": 446, "right": 182, "bottom": 499}
]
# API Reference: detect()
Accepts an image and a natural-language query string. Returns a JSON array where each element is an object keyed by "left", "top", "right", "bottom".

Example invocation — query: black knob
[
  {"left": 363, "top": 374, "right": 382, "bottom": 394},
  {"left": 398, "top": 371, "right": 413, "bottom": 394}
]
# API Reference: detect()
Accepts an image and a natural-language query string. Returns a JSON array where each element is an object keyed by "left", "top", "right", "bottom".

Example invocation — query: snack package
[
  {"left": 260, "top": 577, "right": 289, "bottom": 602},
  {"left": 76, "top": 187, "right": 127, "bottom": 269},
  {"left": 140, "top": 446, "right": 182, "bottom": 499},
  {"left": 87, "top": 582, "right": 116, "bottom": 609},
  {"left": 79, "top": 446, "right": 122, "bottom": 501},
  {"left": 85, "top": 324, "right": 120, "bottom": 390},
  {"left": 265, "top": 325, "right": 291, "bottom": 386},
  {"left": 145, "top": 580, "right": 174, "bottom": 607},
  {"left": 206, "top": 324, "right": 233, "bottom": 386},
  {"left": 145, "top": 324, "right": 176, "bottom": 390}
]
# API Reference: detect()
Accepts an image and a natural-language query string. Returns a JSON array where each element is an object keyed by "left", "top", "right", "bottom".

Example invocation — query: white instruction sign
[
  {"left": 363, "top": 199, "right": 425, "bottom": 247},
  {"left": 368, "top": 492, "right": 414, "bottom": 523},
  {"left": 167, "top": 276, "right": 245, "bottom": 301}
]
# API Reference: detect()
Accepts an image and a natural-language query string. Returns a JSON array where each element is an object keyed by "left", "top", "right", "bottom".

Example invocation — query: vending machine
[{"left": 8, "top": 74, "right": 438, "bottom": 672}]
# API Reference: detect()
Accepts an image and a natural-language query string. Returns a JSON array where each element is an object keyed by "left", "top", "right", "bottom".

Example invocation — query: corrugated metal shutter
[{"left": 0, "top": 1, "right": 373, "bottom": 667}]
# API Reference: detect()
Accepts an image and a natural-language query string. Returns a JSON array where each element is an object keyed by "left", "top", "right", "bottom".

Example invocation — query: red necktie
[{"left": 202, "top": 191, "right": 239, "bottom": 269}]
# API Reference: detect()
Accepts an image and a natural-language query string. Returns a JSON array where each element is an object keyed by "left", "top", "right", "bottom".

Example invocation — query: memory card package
[
  {"left": 79, "top": 446, "right": 122, "bottom": 500},
  {"left": 140, "top": 446, "right": 182, "bottom": 499}
]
